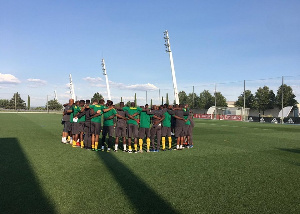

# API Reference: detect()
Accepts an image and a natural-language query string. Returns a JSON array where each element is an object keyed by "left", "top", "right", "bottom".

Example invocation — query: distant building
[{"left": 226, "top": 101, "right": 235, "bottom": 108}]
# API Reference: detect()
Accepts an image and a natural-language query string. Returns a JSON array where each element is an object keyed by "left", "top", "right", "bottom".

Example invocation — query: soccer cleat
[
  {"left": 168, "top": 148, "right": 172, "bottom": 151},
  {"left": 123, "top": 149, "right": 127, "bottom": 152},
  {"left": 190, "top": 145, "right": 193, "bottom": 148},
  {"left": 107, "top": 150, "right": 110, "bottom": 153},
  {"left": 133, "top": 150, "right": 137, "bottom": 153},
  {"left": 162, "top": 149, "right": 166, "bottom": 151},
  {"left": 128, "top": 150, "right": 132, "bottom": 153},
  {"left": 114, "top": 149, "right": 118, "bottom": 152},
  {"left": 92, "top": 148, "right": 95, "bottom": 151},
  {"left": 146, "top": 150, "right": 150, "bottom": 153},
  {"left": 138, "top": 150, "right": 143, "bottom": 153}
]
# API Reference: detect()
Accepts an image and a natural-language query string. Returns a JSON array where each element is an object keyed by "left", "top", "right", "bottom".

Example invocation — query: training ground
[{"left": 1, "top": 113, "right": 300, "bottom": 213}]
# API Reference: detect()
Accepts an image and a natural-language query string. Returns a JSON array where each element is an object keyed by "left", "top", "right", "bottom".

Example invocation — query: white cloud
[
  {"left": 83, "top": 76, "right": 158, "bottom": 91},
  {"left": 0, "top": 73, "right": 21, "bottom": 84},
  {"left": 83, "top": 77, "right": 103, "bottom": 83},
  {"left": 27, "top": 78, "right": 47, "bottom": 88}
]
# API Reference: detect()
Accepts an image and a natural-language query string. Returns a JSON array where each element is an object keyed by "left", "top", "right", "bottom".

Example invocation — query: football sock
[
  {"left": 180, "top": 145, "right": 183, "bottom": 149},
  {"left": 95, "top": 142, "right": 98, "bottom": 150},
  {"left": 92, "top": 144, "right": 95, "bottom": 149},
  {"left": 115, "top": 144, "right": 118, "bottom": 150},
  {"left": 80, "top": 141, "right": 84, "bottom": 148},
  {"left": 139, "top": 139, "right": 143, "bottom": 150},
  {"left": 146, "top": 138, "right": 150, "bottom": 150},
  {"left": 67, "top": 136, "right": 70, "bottom": 141},
  {"left": 162, "top": 137, "right": 165, "bottom": 150},
  {"left": 123, "top": 144, "right": 127, "bottom": 151},
  {"left": 72, "top": 140, "right": 76, "bottom": 147},
  {"left": 134, "top": 144, "right": 137, "bottom": 151},
  {"left": 101, "top": 146, "right": 104, "bottom": 150},
  {"left": 168, "top": 137, "right": 172, "bottom": 149},
  {"left": 128, "top": 146, "right": 132, "bottom": 151},
  {"left": 176, "top": 144, "right": 179, "bottom": 149}
]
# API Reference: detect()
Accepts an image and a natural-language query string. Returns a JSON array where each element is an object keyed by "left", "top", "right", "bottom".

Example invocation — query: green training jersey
[
  {"left": 78, "top": 106, "right": 86, "bottom": 122},
  {"left": 103, "top": 108, "right": 117, "bottom": 126},
  {"left": 90, "top": 104, "right": 105, "bottom": 123},
  {"left": 183, "top": 108, "right": 191, "bottom": 125},
  {"left": 162, "top": 110, "right": 172, "bottom": 127},
  {"left": 123, "top": 107, "right": 142, "bottom": 125},
  {"left": 139, "top": 111, "right": 152, "bottom": 128},
  {"left": 71, "top": 105, "right": 81, "bottom": 123}
]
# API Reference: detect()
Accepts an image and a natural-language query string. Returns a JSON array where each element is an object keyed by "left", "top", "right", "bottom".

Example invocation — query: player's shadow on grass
[
  {"left": 97, "top": 152, "right": 179, "bottom": 214},
  {"left": 0, "top": 138, "right": 55, "bottom": 213},
  {"left": 277, "top": 148, "right": 300, "bottom": 154}
]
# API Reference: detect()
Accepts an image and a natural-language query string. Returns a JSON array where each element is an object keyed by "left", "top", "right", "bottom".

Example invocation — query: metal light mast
[
  {"left": 101, "top": 58, "right": 111, "bottom": 100},
  {"left": 54, "top": 90, "right": 58, "bottom": 101},
  {"left": 69, "top": 74, "right": 76, "bottom": 100},
  {"left": 164, "top": 30, "right": 179, "bottom": 104}
]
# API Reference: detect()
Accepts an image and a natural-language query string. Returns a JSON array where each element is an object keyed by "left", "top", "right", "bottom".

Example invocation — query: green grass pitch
[{"left": 1, "top": 113, "right": 300, "bottom": 213}]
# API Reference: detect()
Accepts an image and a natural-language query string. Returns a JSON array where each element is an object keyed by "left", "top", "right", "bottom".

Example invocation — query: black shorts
[
  {"left": 115, "top": 125, "right": 126, "bottom": 137},
  {"left": 186, "top": 125, "right": 192, "bottom": 136},
  {"left": 127, "top": 124, "right": 138, "bottom": 138},
  {"left": 102, "top": 126, "right": 114, "bottom": 137},
  {"left": 175, "top": 126, "right": 185, "bottom": 138},
  {"left": 183, "top": 125, "right": 189, "bottom": 136},
  {"left": 91, "top": 122, "right": 101, "bottom": 135},
  {"left": 63, "top": 121, "right": 71, "bottom": 132},
  {"left": 84, "top": 121, "right": 91, "bottom": 134},
  {"left": 72, "top": 123, "right": 82, "bottom": 135},
  {"left": 138, "top": 127, "right": 151, "bottom": 139},
  {"left": 161, "top": 126, "right": 171, "bottom": 137}
]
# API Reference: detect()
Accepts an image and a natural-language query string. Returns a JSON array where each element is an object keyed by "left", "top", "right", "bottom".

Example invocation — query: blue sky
[{"left": 1, "top": 0, "right": 300, "bottom": 106}]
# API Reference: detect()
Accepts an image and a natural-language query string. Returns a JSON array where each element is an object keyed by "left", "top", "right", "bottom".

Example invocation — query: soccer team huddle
[{"left": 61, "top": 98, "right": 194, "bottom": 153}]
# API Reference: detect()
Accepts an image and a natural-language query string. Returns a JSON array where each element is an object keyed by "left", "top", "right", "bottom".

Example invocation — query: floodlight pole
[
  {"left": 69, "top": 74, "right": 76, "bottom": 100},
  {"left": 54, "top": 90, "right": 58, "bottom": 101},
  {"left": 214, "top": 83, "right": 217, "bottom": 119},
  {"left": 146, "top": 91, "right": 148, "bottom": 104},
  {"left": 243, "top": 80, "right": 246, "bottom": 121},
  {"left": 281, "top": 76, "right": 284, "bottom": 124},
  {"left": 102, "top": 58, "right": 112, "bottom": 100},
  {"left": 164, "top": 30, "right": 179, "bottom": 105}
]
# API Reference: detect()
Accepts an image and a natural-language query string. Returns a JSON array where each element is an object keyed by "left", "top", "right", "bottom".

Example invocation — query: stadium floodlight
[
  {"left": 101, "top": 58, "right": 112, "bottom": 100},
  {"left": 69, "top": 74, "right": 76, "bottom": 100},
  {"left": 54, "top": 90, "right": 58, "bottom": 101},
  {"left": 164, "top": 30, "right": 179, "bottom": 104}
]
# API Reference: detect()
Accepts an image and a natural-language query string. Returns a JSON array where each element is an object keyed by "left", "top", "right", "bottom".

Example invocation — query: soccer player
[
  {"left": 114, "top": 102, "right": 128, "bottom": 152},
  {"left": 101, "top": 100, "right": 117, "bottom": 152},
  {"left": 90, "top": 99, "right": 113, "bottom": 151},
  {"left": 183, "top": 105, "right": 191, "bottom": 148},
  {"left": 188, "top": 110, "right": 194, "bottom": 148},
  {"left": 173, "top": 104, "right": 189, "bottom": 150},
  {"left": 78, "top": 100, "right": 92, "bottom": 149},
  {"left": 161, "top": 104, "right": 174, "bottom": 151},
  {"left": 138, "top": 104, "right": 153, "bottom": 153},
  {"left": 123, "top": 102, "right": 142, "bottom": 153},
  {"left": 150, "top": 105, "right": 165, "bottom": 152},
  {"left": 90, "top": 100, "right": 103, "bottom": 151},
  {"left": 74, "top": 100, "right": 86, "bottom": 148},
  {"left": 71, "top": 100, "right": 81, "bottom": 148},
  {"left": 61, "top": 99, "right": 74, "bottom": 144}
]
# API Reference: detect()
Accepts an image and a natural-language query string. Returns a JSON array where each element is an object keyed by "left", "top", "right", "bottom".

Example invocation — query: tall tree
[
  {"left": 166, "top": 93, "right": 169, "bottom": 105},
  {"left": 198, "top": 90, "right": 214, "bottom": 109},
  {"left": 161, "top": 96, "right": 164, "bottom": 105},
  {"left": 91, "top": 93, "right": 104, "bottom": 103},
  {"left": 0, "top": 99, "right": 9, "bottom": 108},
  {"left": 187, "top": 93, "right": 199, "bottom": 108},
  {"left": 254, "top": 86, "right": 275, "bottom": 114},
  {"left": 234, "top": 90, "right": 255, "bottom": 108},
  {"left": 27, "top": 95, "right": 31, "bottom": 110},
  {"left": 275, "top": 84, "right": 298, "bottom": 108},
  {"left": 214, "top": 92, "right": 228, "bottom": 107},
  {"left": 7, "top": 92, "right": 26, "bottom": 109},
  {"left": 46, "top": 99, "right": 63, "bottom": 111},
  {"left": 178, "top": 91, "right": 188, "bottom": 104}
]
